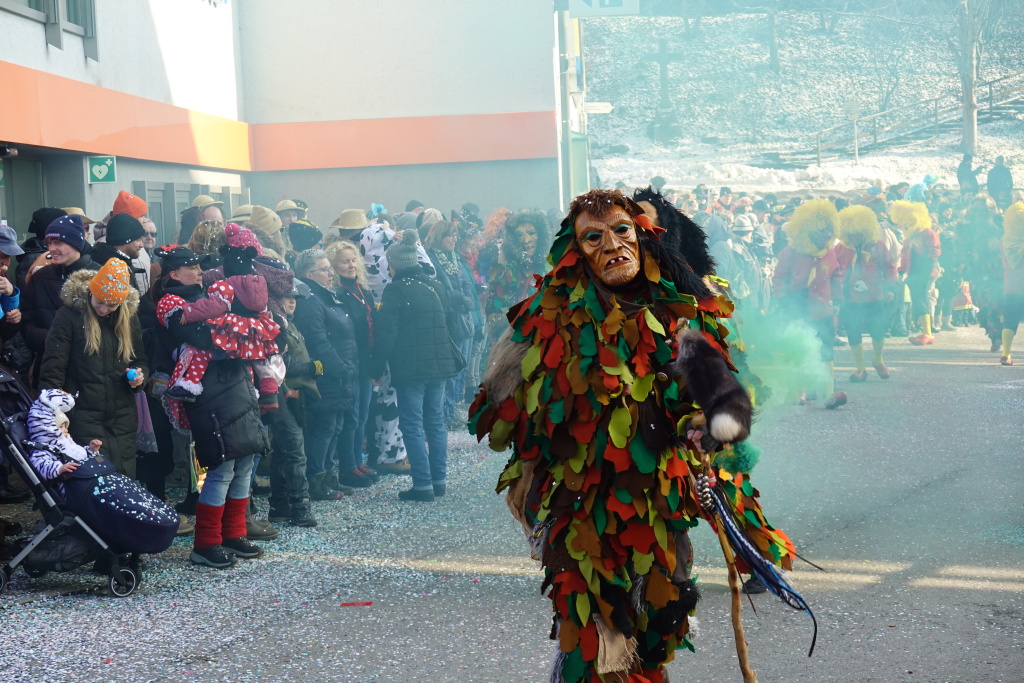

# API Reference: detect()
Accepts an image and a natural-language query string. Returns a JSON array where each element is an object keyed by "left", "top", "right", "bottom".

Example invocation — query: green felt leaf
[
  {"left": 679, "top": 636, "right": 696, "bottom": 653},
  {"left": 578, "top": 324, "right": 597, "bottom": 357},
  {"left": 569, "top": 279, "right": 586, "bottom": 304},
  {"left": 521, "top": 344, "right": 541, "bottom": 380},
  {"left": 643, "top": 308, "right": 666, "bottom": 336},
  {"left": 653, "top": 515, "right": 668, "bottom": 551},
  {"left": 593, "top": 499, "right": 607, "bottom": 535},
  {"left": 549, "top": 400, "right": 566, "bottom": 425},
  {"left": 608, "top": 405, "right": 632, "bottom": 448},
  {"left": 568, "top": 440, "right": 587, "bottom": 474},
  {"left": 741, "top": 477, "right": 754, "bottom": 497},
  {"left": 583, "top": 282, "right": 606, "bottom": 322},
  {"left": 561, "top": 648, "right": 584, "bottom": 683},
  {"left": 616, "top": 487, "right": 632, "bottom": 504},
  {"left": 744, "top": 509, "right": 762, "bottom": 528},
  {"left": 575, "top": 591, "right": 591, "bottom": 624},
  {"left": 497, "top": 458, "right": 523, "bottom": 484},
  {"left": 489, "top": 420, "right": 514, "bottom": 449},
  {"left": 663, "top": 381, "right": 679, "bottom": 402},
  {"left": 631, "top": 373, "right": 654, "bottom": 402},
  {"left": 633, "top": 549, "right": 654, "bottom": 575},
  {"left": 525, "top": 380, "right": 542, "bottom": 414},
  {"left": 629, "top": 436, "right": 656, "bottom": 474}
]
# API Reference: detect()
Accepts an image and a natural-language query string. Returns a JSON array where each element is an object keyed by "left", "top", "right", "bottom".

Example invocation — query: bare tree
[
  {"left": 818, "top": 0, "right": 849, "bottom": 33},
  {"left": 767, "top": 0, "right": 781, "bottom": 74},
  {"left": 941, "top": 0, "right": 997, "bottom": 154}
]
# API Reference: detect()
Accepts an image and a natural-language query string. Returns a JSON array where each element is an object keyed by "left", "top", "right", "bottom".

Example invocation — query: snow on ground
[{"left": 593, "top": 118, "right": 1024, "bottom": 195}]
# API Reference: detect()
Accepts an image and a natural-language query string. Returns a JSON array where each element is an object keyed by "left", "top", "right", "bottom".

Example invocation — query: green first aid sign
[{"left": 88, "top": 155, "right": 116, "bottom": 183}]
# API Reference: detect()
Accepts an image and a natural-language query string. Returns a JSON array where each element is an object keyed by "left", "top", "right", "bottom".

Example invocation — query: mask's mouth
[{"left": 608, "top": 256, "right": 630, "bottom": 265}]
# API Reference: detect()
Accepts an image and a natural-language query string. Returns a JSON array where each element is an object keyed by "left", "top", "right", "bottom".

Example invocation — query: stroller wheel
[
  {"left": 108, "top": 567, "right": 138, "bottom": 597},
  {"left": 0, "top": 567, "right": 8, "bottom": 593},
  {"left": 23, "top": 565, "right": 47, "bottom": 579}
]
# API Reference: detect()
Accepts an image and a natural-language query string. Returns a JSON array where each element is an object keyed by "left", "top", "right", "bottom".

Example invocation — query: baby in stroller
[{"left": 27, "top": 389, "right": 102, "bottom": 495}]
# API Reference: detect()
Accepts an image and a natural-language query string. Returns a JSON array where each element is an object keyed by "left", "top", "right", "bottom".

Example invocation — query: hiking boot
[
  {"left": 433, "top": 483, "right": 447, "bottom": 497},
  {"left": 873, "top": 362, "right": 891, "bottom": 379},
  {"left": 190, "top": 545, "right": 237, "bottom": 569},
  {"left": 222, "top": 536, "right": 263, "bottom": 559},
  {"left": 398, "top": 488, "right": 435, "bottom": 502},
  {"left": 268, "top": 506, "right": 292, "bottom": 523},
  {"left": 825, "top": 392, "right": 848, "bottom": 410},
  {"left": 339, "top": 468, "right": 374, "bottom": 488},
  {"left": 1000, "top": 355, "right": 1013, "bottom": 366},
  {"left": 849, "top": 370, "right": 868, "bottom": 383},
  {"left": 908, "top": 333, "right": 935, "bottom": 346},
  {"left": 289, "top": 505, "right": 318, "bottom": 528},
  {"left": 176, "top": 514, "right": 194, "bottom": 536},
  {"left": 375, "top": 460, "right": 411, "bottom": 475}
]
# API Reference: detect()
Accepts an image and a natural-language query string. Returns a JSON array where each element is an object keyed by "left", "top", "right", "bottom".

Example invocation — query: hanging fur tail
[{"left": 672, "top": 328, "right": 752, "bottom": 443}]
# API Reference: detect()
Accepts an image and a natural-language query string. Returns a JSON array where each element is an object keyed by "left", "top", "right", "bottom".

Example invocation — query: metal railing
[{"left": 810, "top": 70, "right": 1024, "bottom": 165}]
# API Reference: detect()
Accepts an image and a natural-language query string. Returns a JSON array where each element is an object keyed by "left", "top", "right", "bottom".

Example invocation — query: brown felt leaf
[{"left": 645, "top": 570, "right": 680, "bottom": 609}]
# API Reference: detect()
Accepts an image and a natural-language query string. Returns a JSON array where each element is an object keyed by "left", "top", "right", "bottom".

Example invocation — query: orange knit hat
[{"left": 89, "top": 258, "right": 133, "bottom": 305}]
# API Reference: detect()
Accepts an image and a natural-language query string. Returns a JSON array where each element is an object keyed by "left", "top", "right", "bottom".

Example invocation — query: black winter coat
[
  {"left": 426, "top": 249, "right": 477, "bottom": 342},
  {"left": 23, "top": 254, "right": 99, "bottom": 355},
  {"left": 162, "top": 283, "right": 270, "bottom": 468},
  {"left": 39, "top": 270, "right": 147, "bottom": 478},
  {"left": 293, "top": 278, "right": 357, "bottom": 408},
  {"left": 370, "top": 268, "right": 458, "bottom": 383},
  {"left": 335, "top": 277, "right": 375, "bottom": 377}
]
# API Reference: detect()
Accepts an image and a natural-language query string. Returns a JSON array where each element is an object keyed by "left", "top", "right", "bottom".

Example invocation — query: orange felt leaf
[
  {"left": 664, "top": 452, "right": 689, "bottom": 481},
  {"left": 606, "top": 492, "right": 637, "bottom": 523},
  {"left": 559, "top": 615, "right": 580, "bottom": 652},
  {"left": 645, "top": 571, "right": 680, "bottom": 609}
]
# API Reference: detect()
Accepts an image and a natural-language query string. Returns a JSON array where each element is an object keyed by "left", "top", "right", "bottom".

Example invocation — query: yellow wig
[
  {"left": 838, "top": 205, "right": 881, "bottom": 248},
  {"left": 889, "top": 200, "right": 931, "bottom": 234},
  {"left": 783, "top": 199, "right": 839, "bottom": 255}
]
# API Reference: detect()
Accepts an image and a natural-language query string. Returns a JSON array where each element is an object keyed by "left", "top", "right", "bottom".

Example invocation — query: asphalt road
[{"left": 1, "top": 326, "right": 1021, "bottom": 682}]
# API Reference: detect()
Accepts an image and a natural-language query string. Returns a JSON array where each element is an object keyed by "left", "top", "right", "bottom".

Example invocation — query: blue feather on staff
[{"left": 710, "top": 484, "right": 818, "bottom": 656}]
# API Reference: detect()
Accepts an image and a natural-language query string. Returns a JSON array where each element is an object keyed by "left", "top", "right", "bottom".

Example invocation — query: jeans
[
  {"left": 394, "top": 378, "right": 447, "bottom": 490},
  {"left": 337, "top": 376, "right": 373, "bottom": 471},
  {"left": 267, "top": 395, "right": 310, "bottom": 509},
  {"left": 199, "top": 455, "right": 255, "bottom": 506},
  {"left": 444, "top": 337, "right": 474, "bottom": 420},
  {"left": 303, "top": 399, "right": 345, "bottom": 479}
]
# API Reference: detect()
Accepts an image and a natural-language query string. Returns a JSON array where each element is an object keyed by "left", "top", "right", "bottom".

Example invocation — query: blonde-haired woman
[
  {"left": 40, "top": 258, "right": 147, "bottom": 477},
  {"left": 327, "top": 241, "right": 390, "bottom": 476},
  {"left": 186, "top": 220, "right": 227, "bottom": 267}
]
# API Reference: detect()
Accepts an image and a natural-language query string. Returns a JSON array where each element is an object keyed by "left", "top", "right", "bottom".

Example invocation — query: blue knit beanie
[{"left": 44, "top": 215, "right": 87, "bottom": 253}]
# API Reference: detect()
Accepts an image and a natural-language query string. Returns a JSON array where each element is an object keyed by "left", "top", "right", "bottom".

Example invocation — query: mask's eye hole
[
  {"left": 614, "top": 223, "right": 632, "bottom": 235},
  {"left": 584, "top": 231, "right": 602, "bottom": 243}
]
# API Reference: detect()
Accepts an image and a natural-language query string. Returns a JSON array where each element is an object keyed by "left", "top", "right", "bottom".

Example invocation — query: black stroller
[{"left": 0, "top": 369, "right": 151, "bottom": 597}]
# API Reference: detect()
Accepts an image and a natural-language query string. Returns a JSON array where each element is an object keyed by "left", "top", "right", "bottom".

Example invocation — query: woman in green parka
[{"left": 39, "top": 258, "right": 147, "bottom": 478}]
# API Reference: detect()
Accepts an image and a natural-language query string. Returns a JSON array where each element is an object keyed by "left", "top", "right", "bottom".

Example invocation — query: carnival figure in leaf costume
[{"left": 471, "top": 190, "right": 812, "bottom": 683}]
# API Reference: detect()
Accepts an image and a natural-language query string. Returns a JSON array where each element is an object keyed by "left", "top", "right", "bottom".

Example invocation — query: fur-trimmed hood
[{"left": 59, "top": 268, "right": 141, "bottom": 316}]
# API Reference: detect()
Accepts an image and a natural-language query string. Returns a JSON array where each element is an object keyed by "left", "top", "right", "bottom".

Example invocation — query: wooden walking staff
[{"left": 696, "top": 444, "right": 758, "bottom": 683}]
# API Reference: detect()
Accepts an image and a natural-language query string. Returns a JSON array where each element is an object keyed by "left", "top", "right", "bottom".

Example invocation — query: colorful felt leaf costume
[{"left": 470, "top": 201, "right": 800, "bottom": 683}]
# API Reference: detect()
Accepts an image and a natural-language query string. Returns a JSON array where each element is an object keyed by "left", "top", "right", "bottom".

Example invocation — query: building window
[
  {"left": 0, "top": 0, "right": 45, "bottom": 19},
  {"left": 10, "top": 0, "right": 43, "bottom": 10},
  {"left": 64, "top": 0, "right": 84, "bottom": 26}
]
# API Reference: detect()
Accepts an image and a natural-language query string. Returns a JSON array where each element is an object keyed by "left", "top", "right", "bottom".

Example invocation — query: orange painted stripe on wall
[
  {"left": 1, "top": 60, "right": 557, "bottom": 171},
  {"left": 250, "top": 111, "right": 558, "bottom": 170},
  {"left": 0, "top": 60, "right": 251, "bottom": 171}
]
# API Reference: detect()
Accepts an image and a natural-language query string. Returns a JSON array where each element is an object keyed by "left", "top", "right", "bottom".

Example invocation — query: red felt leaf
[
  {"left": 605, "top": 444, "right": 632, "bottom": 473},
  {"left": 579, "top": 621, "right": 599, "bottom": 661},
  {"left": 543, "top": 333, "right": 565, "bottom": 368},
  {"left": 619, "top": 521, "right": 657, "bottom": 554}
]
